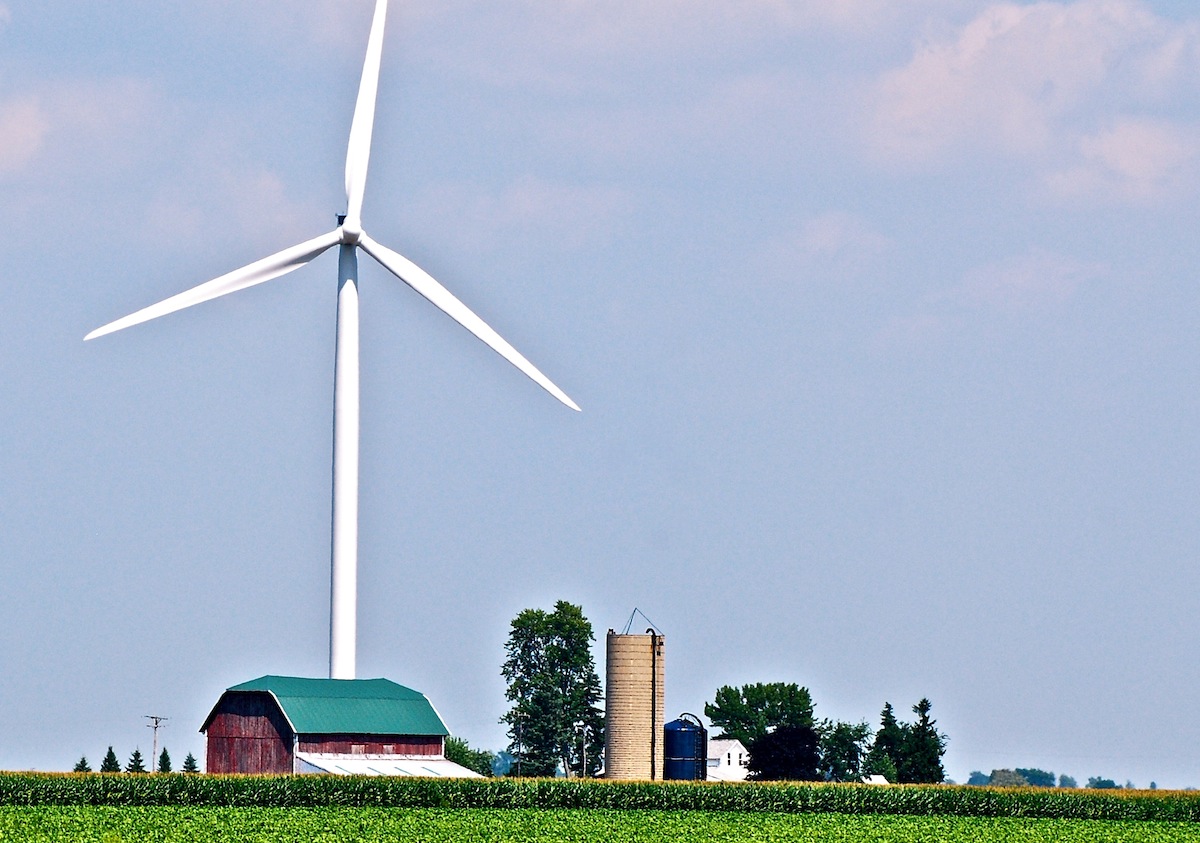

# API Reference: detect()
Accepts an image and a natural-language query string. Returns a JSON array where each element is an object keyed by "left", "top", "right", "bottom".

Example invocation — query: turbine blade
[
  {"left": 85, "top": 229, "right": 342, "bottom": 341},
  {"left": 359, "top": 233, "right": 580, "bottom": 411},
  {"left": 344, "top": 0, "right": 388, "bottom": 226}
]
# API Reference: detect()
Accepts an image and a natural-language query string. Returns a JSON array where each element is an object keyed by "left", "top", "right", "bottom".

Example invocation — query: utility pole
[
  {"left": 579, "top": 722, "right": 588, "bottom": 779},
  {"left": 145, "top": 715, "right": 168, "bottom": 771},
  {"left": 516, "top": 713, "right": 523, "bottom": 777}
]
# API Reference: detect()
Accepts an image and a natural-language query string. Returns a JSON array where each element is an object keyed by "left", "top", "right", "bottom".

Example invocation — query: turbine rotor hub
[{"left": 339, "top": 217, "right": 363, "bottom": 246}]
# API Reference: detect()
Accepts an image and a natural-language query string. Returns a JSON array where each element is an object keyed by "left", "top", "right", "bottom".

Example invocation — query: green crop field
[
  {"left": 4, "top": 776, "right": 1200, "bottom": 841},
  {"left": 2, "top": 807, "right": 1199, "bottom": 843}
]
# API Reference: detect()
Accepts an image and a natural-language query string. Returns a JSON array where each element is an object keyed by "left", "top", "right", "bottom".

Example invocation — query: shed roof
[
  {"left": 295, "top": 752, "right": 483, "bottom": 778},
  {"left": 201, "top": 675, "right": 449, "bottom": 737}
]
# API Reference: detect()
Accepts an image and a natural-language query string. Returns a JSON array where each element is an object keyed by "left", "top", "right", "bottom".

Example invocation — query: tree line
[
  {"left": 705, "top": 682, "right": 947, "bottom": 783},
  {"left": 968, "top": 769, "right": 1155, "bottom": 790},
  {"left": 73, "top": 747, "right": 198, "bottom": 774}
]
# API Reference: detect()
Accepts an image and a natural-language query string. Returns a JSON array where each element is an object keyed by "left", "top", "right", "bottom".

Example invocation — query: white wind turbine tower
[{"left": 86, "top": 0, "right": 579, "bottom": 680}]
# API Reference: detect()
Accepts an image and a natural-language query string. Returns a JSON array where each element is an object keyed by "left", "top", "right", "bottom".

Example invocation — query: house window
[
  {"left": 352, "top": 744, "right": 366, "bottom": 755},
  {"left": 726, "top": 753, "right": 731, "bottom": 765}
]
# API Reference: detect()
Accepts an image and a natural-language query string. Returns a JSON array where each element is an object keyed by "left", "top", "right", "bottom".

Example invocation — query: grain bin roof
[{"left": 201, "top": 675, "right": 449, "bottom": 737}]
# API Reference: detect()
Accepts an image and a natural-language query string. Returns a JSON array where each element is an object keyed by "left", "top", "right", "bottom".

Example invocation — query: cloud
[
  {"left": 402, "top": 0, "right": 962, "bottom": 95},
  {"left": 185, "top": 1, "right": 373, "bottom": 52},
  {"left": 1046, "top": 118, "right": 1199, "bottom": 201},
  {"left": 792, "top": 211, "right": 891, "bottom": 259},
  {"left": 436, "top": 0, "right": 956, "bottom": 48},
  {"left": 0, "top": 77, "right": 160, "bottom": 186},
  {"left": 0, "top": 96, "right": 48, "bottom": 176},
  {"left": 408, "top": 175, "right": 631, "bottom": 256},
  {"left": 948, "top": 248, "right": 1104, "bottom": 313},
  {"left": 144, "top": 166, "right": 319, "bottom": 258},
  {"left": 878, "top": 248, "right": 1106, "bottom": 348},
  {"left": 0, "top": 73, "right": 318, "bottom": 257},
  {"left": 868, "top": 0, "right": 1200, "bottom": 170},
  {"left": 757, "top": 211, "right": 892, "bottom": 283}
]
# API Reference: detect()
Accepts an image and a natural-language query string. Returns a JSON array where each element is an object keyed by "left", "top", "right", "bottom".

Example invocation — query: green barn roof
[{"left": 202, "top": 675, "right": 449, "bottom": 737}]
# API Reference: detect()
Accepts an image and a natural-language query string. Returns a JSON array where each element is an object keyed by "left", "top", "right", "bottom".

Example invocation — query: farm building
[
  {"left": 200, "top": 675, "right": 482, "bottom": 777},
  {"left": 706, "top": 738, "right": 750, "bottom": 782}
]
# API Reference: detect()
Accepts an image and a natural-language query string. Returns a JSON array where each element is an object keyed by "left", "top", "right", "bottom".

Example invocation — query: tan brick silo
[{"left": 604, "top": 630, "right": 665, "bottom": 780}]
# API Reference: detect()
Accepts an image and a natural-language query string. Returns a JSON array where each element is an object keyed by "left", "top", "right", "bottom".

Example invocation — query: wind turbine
[{"left": 86, "top": 0, "right": 579, "bottom": 680}]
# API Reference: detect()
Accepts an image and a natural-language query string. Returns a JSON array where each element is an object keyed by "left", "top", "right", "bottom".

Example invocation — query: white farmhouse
[{"left": 706, "top": 738, "right": 750, "bottom": 782}]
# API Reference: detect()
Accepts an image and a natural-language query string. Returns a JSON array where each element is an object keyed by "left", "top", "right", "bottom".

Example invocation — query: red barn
[{"left": 200, "top": 675, "right": 481, "bottom": 776}]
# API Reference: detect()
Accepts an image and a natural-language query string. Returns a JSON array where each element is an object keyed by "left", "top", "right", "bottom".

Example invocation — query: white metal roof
[
  {"left": 707, "top": 738, "right": 748, "bottom": 759},
  {"left": 295, "top": 752, "right": 484, "bottom": 778}
]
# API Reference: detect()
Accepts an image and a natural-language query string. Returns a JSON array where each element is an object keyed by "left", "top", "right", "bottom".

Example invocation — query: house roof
[
  {"left": 707, "top": 738, "right": 748, "bottom": 759},
  {"left": 201, "top": 675, "right": 449, "bottom": 737}
]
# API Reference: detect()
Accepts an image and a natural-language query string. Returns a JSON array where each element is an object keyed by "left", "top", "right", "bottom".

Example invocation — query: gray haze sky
[{"left": 2, "top": 0, "right": 1199, "bottom": 787}]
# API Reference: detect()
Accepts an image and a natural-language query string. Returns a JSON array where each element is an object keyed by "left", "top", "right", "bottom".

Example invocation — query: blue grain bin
[{"left": 663, "top": 714, "right": 707, "bottom": 781}]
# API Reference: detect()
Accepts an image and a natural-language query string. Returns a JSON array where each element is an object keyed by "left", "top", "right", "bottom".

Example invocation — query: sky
[{"left": 1, "top": 0, "right": 1198, "bottom": 788}]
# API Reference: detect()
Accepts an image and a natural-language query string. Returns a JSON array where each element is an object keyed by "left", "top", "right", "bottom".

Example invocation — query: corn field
[{"left": 2, "top": 774, "right": 1199, "bottom": 821}]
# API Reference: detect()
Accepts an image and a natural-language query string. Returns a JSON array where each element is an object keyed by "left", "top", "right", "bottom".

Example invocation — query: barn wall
[
  {"left": 298, "top": 734, "right": 442, "bottom": 756},
  {"left": 205, "top": 693, "right": 294, "bottom": 774}
]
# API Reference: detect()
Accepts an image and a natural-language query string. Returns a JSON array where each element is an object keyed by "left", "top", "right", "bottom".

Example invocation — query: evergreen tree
[
  {"left": 125, "top": 748, "right": 147, "bottom": 773},
  {"left": 73, "top": 756, "right": 92, "bottom": 773},
  {"left": 157, "top": 748, "right": 172, "bottom": 773},
  {"left": 900, "top": 698, "right": 946, "bottom": 783},
  {"left": 100, "top": 746, "right": 121, "bottom": 773},
  {"left": 501, "top": 601, "right": 605, "bottom": 777},
  {"left": 181, "top": 752, "right": 200, "bottom": 774},
  {"left": 864, "top": 703, "right": 906, "bottom": 782}
]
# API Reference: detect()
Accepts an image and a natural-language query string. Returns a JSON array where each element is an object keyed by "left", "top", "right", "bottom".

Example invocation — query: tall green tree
[
  {"left": 181, "top": 752, "right": 200, "bottom": 774},
  {"left": 501, "top": 600, "right": 604, "bottom": 777},
  {"left": 125, "top": 749, "right": 147, "bottom": 773},
  {"left": 704, "top": 683, "right": 815, "bottom": 747},
  {"left": 988, "top": 769, "right": 1029, "bottom": 787},
  {"left": 746, "top": 725, "right": 821, "bottom": 781},
  {"left": 99, "top": 747, "right": 121, "bottom": 773},
  {"left": 817, "top": 720, "right": 873, "bottom": 783},
  {"left": 864, "top": 702, "right": 905, "bottom": 782},
  {"left": 73, "top": 756, "right": 91, "bottom": 773},
  {"left": 900, "top": 698, "right": 946, "bottom": 784},
  {"left": 1015, "top": 768, "right": 1055, "bottom": 788},
  {"left": 157, "top": 748, "right": 172, "bottom": 773}
]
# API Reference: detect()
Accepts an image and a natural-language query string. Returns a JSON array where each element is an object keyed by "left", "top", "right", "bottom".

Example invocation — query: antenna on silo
[{"left": 621, "top": 607, "right": 663, "bottom": 635}]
